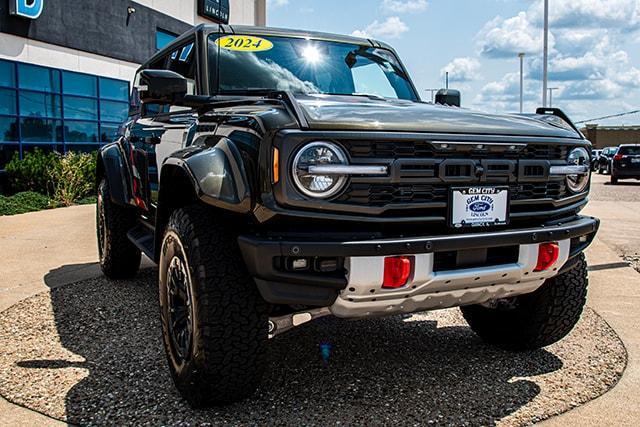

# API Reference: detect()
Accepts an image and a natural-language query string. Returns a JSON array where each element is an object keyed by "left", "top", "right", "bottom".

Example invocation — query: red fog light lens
[
  {"left": 535, "top": 242, "right": 560, "bottom": 272},
  {"left": 383, "top": 256, "right": 413, "bottom": 289}
]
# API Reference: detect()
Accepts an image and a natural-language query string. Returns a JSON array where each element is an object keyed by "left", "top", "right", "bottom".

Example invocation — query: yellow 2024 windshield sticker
[{"left": 216, "top": 35, "right": 273, "bottom": 52}]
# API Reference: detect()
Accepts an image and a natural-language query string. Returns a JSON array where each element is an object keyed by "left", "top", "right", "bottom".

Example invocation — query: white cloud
[
  {"left": 477, "top": 12, "right": 551, "bottom": 58},
  {"left": 268, "top": 0, "right": 289, "bottom": 8},
  {"left": 527, "top": 0, "right": 640, "bottom": 31},
  {"left": 440, "top": 57, "right": 481, "bottom": 82},
  {"left": 381, "top": 0, "right": 428, "bottom": 13},
  {"left": 351, "top": 16, "right": 409, "bottom": 39},
  {"left": 475, "top": 0, "right": 640, "bottom": 110}
]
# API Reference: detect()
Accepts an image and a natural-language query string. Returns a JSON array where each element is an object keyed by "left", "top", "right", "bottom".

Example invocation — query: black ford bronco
[{"left": 97, "top": 24, "right": 599, "bottom": 406}]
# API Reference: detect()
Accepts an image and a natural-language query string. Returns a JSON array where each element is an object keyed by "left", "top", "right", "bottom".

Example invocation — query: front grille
[
  {"left": 344, "top": 140, "right": 569, "bottom": 160},
  {"left": 337, "top": 181, "right": 568, "bottom": 207}
]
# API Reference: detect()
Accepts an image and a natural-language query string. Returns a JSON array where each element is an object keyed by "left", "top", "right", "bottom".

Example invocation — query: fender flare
[
  {"left": 160, "top": 137, "right": 252, "bottom": 214},
  {"left": 97, "top": 142, "right": 132, "bottom": 206}
]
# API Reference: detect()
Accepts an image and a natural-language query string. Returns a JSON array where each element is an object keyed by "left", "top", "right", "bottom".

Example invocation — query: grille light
[{"left": 292, "top": 142, "right": 348, "bottom": 199}]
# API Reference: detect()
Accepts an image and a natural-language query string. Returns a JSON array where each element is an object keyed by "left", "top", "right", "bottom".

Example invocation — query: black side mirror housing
[
  {"left": 435, "top": 89, "right": 461, "bottom": 107},
  {"left": 138, "top": 69, "right": 187, "bottom": 105}
]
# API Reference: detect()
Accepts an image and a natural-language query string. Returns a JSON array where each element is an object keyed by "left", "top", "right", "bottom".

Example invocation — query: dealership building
[{"left": 0, "top": 0, "right": 266, "bottom": 173}]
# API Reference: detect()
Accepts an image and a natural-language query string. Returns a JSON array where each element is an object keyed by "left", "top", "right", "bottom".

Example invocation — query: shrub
[
  {"left": 0, "top": 191, "right": 52, "bottom": 216},
  {"left": 4, "top": 149, "right": 97, "bottom": 207},
  {"left": 51, "top": 151, "right": 97, "bottom": 206},
  {"left": 5, "top": 149, "right": 59, "bottom": 195}
]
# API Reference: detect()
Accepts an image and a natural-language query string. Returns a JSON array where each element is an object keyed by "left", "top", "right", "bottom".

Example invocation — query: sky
[{"left": 266, "top": 0, "right": 640, "bottom": 126}]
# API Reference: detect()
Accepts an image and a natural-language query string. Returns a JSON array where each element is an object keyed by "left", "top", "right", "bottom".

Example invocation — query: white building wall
[{"left": 0, "top": 33, "right": 140, "bottom": 82}]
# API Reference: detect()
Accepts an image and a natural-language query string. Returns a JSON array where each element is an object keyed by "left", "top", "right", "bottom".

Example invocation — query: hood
[{"left": 295, "top": 94, "right": 581, "bottom": 139}]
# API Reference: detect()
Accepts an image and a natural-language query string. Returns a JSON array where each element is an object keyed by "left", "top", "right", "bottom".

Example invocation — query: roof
[
  {"left": 227, "top": 25, "right": 393, "bottom": 49},
  {"left": 140, "top": 24, "right": 395, "bottom": 71}
]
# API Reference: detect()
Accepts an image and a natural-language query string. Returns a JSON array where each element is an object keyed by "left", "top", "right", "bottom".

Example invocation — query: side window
[{"left": 168, "top": 41, "right": 196, "bottom": 95}]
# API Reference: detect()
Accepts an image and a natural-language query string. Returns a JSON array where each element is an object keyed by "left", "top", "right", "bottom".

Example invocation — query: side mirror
[
  {"left": 435, "top": 89, "right": 461, "bottom": 107},
  {"left": 137, "top": 69, "right": 187, "bottom": 105}
]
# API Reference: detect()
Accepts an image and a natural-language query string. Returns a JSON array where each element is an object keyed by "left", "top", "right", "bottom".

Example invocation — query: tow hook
[{"left": 268, "top": 307, "right": 332, "bottom": 338}]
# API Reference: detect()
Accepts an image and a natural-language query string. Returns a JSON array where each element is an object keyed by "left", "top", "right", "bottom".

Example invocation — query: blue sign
[{"left": 10, "top": 0, "right": 44, "bottom": 19}]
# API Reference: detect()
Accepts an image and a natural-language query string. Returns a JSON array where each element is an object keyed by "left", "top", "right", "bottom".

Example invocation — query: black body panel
[{"left": 97, "top": 142, "right": 132, "bottom": 206}]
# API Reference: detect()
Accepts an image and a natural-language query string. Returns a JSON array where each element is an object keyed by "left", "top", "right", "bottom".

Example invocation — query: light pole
[
  {"left": 542, "top": 0, "right": 549, "bottom": 107},
  {"left": 548, "top": 87, "right": 558, "bottom": 107},
  {"left": 518, "top": 52, "right": 525, "bottom": 113}
]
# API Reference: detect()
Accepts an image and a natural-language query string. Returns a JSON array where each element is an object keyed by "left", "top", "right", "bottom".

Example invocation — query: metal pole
[
  {"left": 542, "top": 0, "right": 549, "bottom": 107},
  {"left": 518, "top": 53, "right": 525, "bottom": 113},
  {"left": 445, "top": 72, "right": 449, "bottom": 89},
  {"left": 548, "top": 87, "right": 558, "bottom": 107}
]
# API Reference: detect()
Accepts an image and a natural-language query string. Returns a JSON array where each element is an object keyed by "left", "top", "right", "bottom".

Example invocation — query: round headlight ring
[
  {"left": 566, "top": 147, "right": 590, "bottom": 193},
  {"left": 292, "top": 141, "right": 348, "bottom": 199}
]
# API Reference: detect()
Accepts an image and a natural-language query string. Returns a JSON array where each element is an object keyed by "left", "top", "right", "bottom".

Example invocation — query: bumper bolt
[
  {"left": 425, "top": 242, "right": 433, "bottom": 251},
  {"left": 291, "top": 246, "right": 301, "bottom": 255},
  {"left": 532, "top": 233, "right": 538, "bottom": 242}
]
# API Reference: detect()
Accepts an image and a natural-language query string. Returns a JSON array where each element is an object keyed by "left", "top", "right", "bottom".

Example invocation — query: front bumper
[{"left": 238, "top": 215, "right": 599, "bottom": 308}]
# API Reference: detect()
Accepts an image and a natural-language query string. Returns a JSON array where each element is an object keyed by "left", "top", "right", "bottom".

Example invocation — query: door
[{"left": 125, "top": 40, "right": 199, "bottom": 218}]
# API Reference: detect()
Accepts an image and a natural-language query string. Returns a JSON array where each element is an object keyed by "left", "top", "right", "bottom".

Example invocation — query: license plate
[{"left": 450, "top": 187, "right": 509, "bottom": 228}]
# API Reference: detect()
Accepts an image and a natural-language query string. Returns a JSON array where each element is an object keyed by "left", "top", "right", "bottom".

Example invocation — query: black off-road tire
[
  {"left": 460, "top": 254, "right": 589, "bottom": 351},
  {"left": 159, "top": 205, "right": 269, "bottom": 407},
  {"left": 97, "top": 179, "right": 141, "bottom": 279}
]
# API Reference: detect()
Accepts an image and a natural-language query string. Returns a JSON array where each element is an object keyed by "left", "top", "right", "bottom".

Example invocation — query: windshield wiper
[{"left": 350, "top": 93, "right": 390, "bottom": 101}]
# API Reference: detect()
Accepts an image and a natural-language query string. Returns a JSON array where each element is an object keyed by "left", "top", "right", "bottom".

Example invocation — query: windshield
[{"left": 208, "top": 34, "right": 417, "bottom": 101}]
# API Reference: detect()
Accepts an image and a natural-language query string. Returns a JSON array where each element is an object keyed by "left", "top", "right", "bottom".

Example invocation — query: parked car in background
[
  {"left": 597, "top": 146, "right": 618, "bottom": 174},
  {"left": 591, "top": 149, "right": 602, "bottom": 171},
  {"left": 610, "top": 144, "right": 640, "bottom": 184}
]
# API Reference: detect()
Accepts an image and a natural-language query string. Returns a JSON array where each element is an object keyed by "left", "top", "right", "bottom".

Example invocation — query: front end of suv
[{"left": 239, "top": 128, "right": 598, "bottom": 316}]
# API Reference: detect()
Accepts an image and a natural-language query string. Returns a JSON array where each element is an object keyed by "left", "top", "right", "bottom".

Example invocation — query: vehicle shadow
[{"left": 31, "top": 265, "right": 563, "bottom": 425}]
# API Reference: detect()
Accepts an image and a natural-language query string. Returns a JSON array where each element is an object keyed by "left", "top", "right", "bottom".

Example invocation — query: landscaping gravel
[
  {"left": 624, "top": 255, "right": 640, "bottom": 274},
  {"left": 0, "top": 270, "right": 627, "bottom": 426}
]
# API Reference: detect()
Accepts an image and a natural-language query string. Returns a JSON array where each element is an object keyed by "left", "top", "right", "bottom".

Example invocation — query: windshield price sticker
[
  {"left": 451, "top": 187, "right": 509, "bottom": 228},
  {"left": 216, "top": 35, "right": 273, "bottom": 52}
]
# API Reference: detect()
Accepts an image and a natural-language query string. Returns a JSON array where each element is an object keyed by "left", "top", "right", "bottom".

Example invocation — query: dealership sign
[
  {"left": 10, "top": 0, "right": 44, "bottom": 19},
  {"left": 198, "top": 0, "right": 229, "bottom": 24}
]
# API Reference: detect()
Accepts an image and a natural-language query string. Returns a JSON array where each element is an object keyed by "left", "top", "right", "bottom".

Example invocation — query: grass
[{"left": 0, "top": 192, "right": 53, "bottom": 216}]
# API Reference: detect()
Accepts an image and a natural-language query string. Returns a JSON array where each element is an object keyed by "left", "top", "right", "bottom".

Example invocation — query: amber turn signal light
[{"left": 272, "top": 147, "right": 280, "bottom": 184}]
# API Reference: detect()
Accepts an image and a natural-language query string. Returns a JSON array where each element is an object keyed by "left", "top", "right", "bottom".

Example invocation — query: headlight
[
  {"left": 566, "top": 147, "right": 590, "bottom": 193},
  {"left": 292, "top": 142, "right": 348, "bottom": 199}
]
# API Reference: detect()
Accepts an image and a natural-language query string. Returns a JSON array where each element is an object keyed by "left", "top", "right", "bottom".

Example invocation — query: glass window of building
[
  {"left": 18, "top": 64, "right": 61, "bottom": 93},
  {"left": 0, "top": 60, "right": 16, "bottom": 88},
  {"left": 64, "top": 96, "right": 99, "bottom": 121},
  {"left": 0, "top": 89, "right": 17, "bottom": 116},
  {"left": 156, "top": 29, "right": 178, "bottom": 50},
  {"left": 63, "top": 71, "right": 98, "bottom": 97},
  {"left": 99, "top": 77, "right": 129, "bottom": 101},
  {"left": 0, "top": 59, "right": 130, "bottom": 168},
  {"left": 19, "top": 92, "right": 62, "bottom": 118}
]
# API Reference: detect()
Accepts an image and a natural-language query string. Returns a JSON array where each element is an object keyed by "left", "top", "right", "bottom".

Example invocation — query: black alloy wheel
[{"left": 166, "top": 254, "right": 193, "bottom": 363}]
